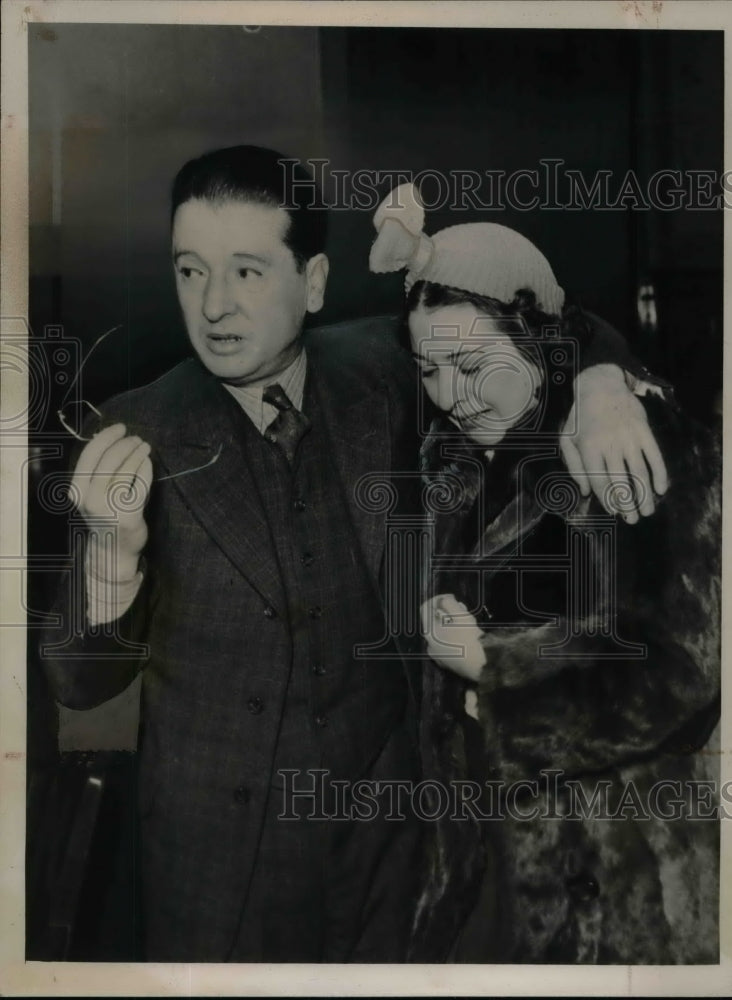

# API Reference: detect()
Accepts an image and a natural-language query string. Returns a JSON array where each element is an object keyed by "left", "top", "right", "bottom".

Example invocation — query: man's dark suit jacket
[{"left": 42, "top": 316, "right": 424, "bottom": 960}]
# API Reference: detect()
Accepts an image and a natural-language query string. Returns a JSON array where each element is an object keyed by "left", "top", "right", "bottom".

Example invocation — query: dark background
[
  {"left": 26, "top": 23, "right": 723, "bottom": 959},
  {"left": 30, "top": 25, "right": 723, "bottom": 406}
]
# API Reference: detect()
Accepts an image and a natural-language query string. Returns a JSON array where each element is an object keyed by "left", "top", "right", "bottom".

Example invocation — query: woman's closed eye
[
  {"left": 412, "top": 356, "right": 438, "bottom": 378},
  {"left": 457, "top": 350, "right": 492, "bottom": 376}
]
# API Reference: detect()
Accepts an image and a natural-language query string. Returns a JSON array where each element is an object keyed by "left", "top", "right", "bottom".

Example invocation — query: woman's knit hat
[{"left": 369, "top": 182, "right": 565, "bottom": 316}]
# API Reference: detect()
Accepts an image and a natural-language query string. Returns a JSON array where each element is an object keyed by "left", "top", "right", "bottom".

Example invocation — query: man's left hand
[{"left": 560, "top": 364, "right": 668, "bottom": 524}]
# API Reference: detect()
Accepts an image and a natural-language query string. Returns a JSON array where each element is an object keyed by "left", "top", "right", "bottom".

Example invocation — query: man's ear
[{"left": 305, "top": 254, "right": 329, "bottom": 314}]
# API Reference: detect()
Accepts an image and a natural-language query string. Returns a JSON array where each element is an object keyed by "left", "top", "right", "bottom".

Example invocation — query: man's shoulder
[
  {"left": 99, "top": 358, "right": 207, "bottom": 426},
  {"left": 305, "top": 314, "right": 410, "bottom": 384}
]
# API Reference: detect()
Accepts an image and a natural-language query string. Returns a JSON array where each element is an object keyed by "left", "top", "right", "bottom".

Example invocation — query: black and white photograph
[{"left": 1, "top": 0, "right": 729, "bottom": 995}]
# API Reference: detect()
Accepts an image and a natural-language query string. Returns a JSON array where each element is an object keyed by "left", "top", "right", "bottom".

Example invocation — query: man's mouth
[{"left": 204, "top": 332, "right": 247, "bottom": 355}]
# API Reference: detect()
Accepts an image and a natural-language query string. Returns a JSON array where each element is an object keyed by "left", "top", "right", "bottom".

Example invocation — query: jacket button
[
  {"left": 308, "top": 606, "right": 322, "bottom": 620},
  {"left": 294, "top": 498, "right": 307, "bottom": 512},
  {"left": 566, "top": 871, "right": 600, "bottom": 902},
  {"left": 247, "top": 697, "right": 263, "bottom": 715},
  {"left": 311, "top": 664, "right": 326, "bottom": 676},
  {"left": 315, "top": 714, "right": 328, "bottom": 728},
  {"left": 233, "top": 785, "right": 251, "bottom": 804},
  {"left": 263, "top": 605, "right": 276, "bottom": 619},
  {"left": 301, "top": 552, "right": 315, "bottom": 566}
]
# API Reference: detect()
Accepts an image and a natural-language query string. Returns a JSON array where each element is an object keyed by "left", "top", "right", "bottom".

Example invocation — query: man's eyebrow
[
  {"left": 173, "top": 249, "right": 204, "bottom": 262},
  {"left": 232, "top": 252, "right": 270, "bottom": 266},
  {"left": 172, "top": 250, "right": 271, "bottom": 265}
]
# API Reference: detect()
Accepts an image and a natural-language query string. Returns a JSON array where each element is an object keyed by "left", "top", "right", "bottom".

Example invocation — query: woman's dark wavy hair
[{"left": 405, "top": 279, "right": 594, "bottom": 438}]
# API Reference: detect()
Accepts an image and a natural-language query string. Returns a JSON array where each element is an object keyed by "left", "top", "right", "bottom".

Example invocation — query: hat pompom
[
  {"left": 372, "top": 182, "right": 424, "bottom": 235},
  {"left": 369, "top": 218, "right": 421, "bottom": 274}
]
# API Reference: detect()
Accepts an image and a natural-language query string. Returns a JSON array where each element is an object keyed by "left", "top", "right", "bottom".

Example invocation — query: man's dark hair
[{"left": 171, "top": 145, "right": 328, "bottom": 271}]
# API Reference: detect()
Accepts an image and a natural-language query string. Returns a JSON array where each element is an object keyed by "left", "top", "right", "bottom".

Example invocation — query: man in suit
[
  {"left": 44, "top": 147, "right": 425, "bottom": 963},
  {"left": 41, "top": 145, "right": 666, "bottom": 963}
]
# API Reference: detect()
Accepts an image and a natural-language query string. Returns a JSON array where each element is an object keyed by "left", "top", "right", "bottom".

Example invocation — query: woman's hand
[
  {"left": 560, "top": 364, "right": 668, "bottom": 524},
  {"left": 420, "top": 594, "right": 486, "bottom": 682}
]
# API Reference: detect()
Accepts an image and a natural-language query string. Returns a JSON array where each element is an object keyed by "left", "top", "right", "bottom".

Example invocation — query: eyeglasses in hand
[{"left": 56, "top": 324, "right": 222, "bottom": 482}]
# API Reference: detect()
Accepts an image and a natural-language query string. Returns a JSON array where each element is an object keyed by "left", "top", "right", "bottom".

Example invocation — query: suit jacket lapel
[
  {"left": 152, "top": 367, "right": 286, "bottom": 614},
  {"left": 310, "top": 364, "right": 392, "bottom": 590}
]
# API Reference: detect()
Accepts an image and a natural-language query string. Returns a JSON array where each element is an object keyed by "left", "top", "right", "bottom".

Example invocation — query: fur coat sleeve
[{"left": 474, "top": 395, "right": 721, "bottom": 786}]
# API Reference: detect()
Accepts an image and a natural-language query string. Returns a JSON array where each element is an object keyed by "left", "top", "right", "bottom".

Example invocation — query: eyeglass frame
[{"left": 55, "top": 324, "right": 222, "bottom": 482}]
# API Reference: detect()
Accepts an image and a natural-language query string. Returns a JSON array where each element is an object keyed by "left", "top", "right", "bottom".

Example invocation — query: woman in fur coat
[{"left": 370, "top": 189, "right": 721, "bottom": 964}]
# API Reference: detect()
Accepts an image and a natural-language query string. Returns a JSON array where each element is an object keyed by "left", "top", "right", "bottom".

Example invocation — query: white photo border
[{"left": 1, "top": 1, "right": 729, "bottom": 995}]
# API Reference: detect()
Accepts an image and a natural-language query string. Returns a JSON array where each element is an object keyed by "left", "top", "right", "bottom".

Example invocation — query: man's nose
[{"left": 202, "top": 273, "right": 236, "bottom": 323}]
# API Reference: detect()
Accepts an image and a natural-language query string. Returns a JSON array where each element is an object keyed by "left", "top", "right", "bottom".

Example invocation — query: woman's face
[{"left": 408, "top": 301, "right": 541, "bottom": 447}]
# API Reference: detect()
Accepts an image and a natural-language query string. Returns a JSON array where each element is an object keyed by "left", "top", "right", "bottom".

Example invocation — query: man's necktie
[{"left": 262, "top": 382, "right": 311, "bottom": 464}]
